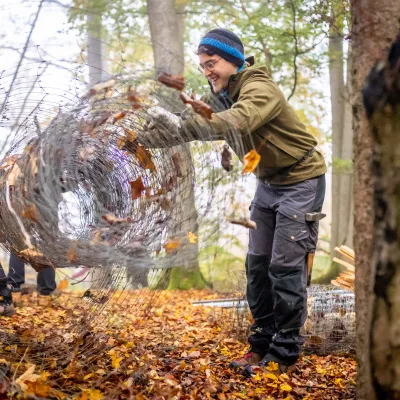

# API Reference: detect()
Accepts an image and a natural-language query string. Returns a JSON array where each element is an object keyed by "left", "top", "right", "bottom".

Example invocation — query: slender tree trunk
[
  {"left": 87, "top": 10, "right": 104, "bottom": 87},
  {"left": 330, "top": 29, "right": 354, "bottom": 256},
  {"left": 364, "top": 33, "right": 400, "bottom": 399},
  {"left": 351, "top": 0, "right": 400, "bottom": 397},
  {"left": 147, "top": 0, "right": 202, "bottom": 289},
  {"left": 329, "top": 29, "right": 345, "bottom": 258}
]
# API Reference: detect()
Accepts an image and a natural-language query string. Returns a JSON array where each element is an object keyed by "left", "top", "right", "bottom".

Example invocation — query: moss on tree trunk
[{"left": 167, "top": 267, "right": 205, "bottom": 290}]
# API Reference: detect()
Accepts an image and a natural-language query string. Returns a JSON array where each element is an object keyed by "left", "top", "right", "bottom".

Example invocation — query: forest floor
[{"left": 0, "top": 290, "right": 356, "bottom": 399}]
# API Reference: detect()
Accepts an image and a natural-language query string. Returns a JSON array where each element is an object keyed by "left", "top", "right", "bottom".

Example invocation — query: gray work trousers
[
  {"left": 0, "top": 253, "right": 56, "bottom": 295},
  {"left": 246, "top": 174, "right": 325, "bottom": 365}
]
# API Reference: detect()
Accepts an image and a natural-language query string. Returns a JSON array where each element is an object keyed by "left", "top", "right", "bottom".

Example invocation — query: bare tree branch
[
  {"left": 239, "top": 0, "right": 272, "bottom": 66},
  {"left": 287, "top": 0, "right": 299, "bottom": 101},
  {"left": 0, "top": 0, "right": 45, "bottom": 116}
]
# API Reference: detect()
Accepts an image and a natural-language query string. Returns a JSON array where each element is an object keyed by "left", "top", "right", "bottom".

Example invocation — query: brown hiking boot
[
  {"left": 0, "top": 286, "right": 15, "bottom": 316},
  {"left": 229, "top": 352, "right": 264, "bottom": 369},
  {"left": 0, "top": 302, "right": 15, "bottom": 316},
  {"left": 12, "top": 292, "right": 22, "bottom": 306},
  {"left": 37, "top": 295, "right": 52, "bottom": 306}
]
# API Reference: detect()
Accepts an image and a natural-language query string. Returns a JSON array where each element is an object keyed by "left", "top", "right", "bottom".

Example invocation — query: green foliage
[
  {"left": 332, "top": 156, "right": 353, "bottom": 174},
  {"left": 167, "top": 267, "right": 206, "bottom": 290}
]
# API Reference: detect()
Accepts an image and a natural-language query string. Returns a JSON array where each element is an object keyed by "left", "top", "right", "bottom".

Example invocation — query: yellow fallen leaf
[
  {"left": 241, "top": 149, "right": 261, "bottom": 174},
  {"left": 0, "top": 359, "right": 10, "bottom": 364},
  {"left": 280, "top": 383, "right": 292, "bottom": 392},
  {"left": 57, "top": 279, "right": 69, "bottom": 291},
  {"left": 16, "top": 365, "right": 41, "bottom": 392},
  {"left": 81, "top": 389, "right": 104, "bottom": 400},
  {"left": 254, "top": 373, "right": 262, "bottom": 382},
  {"left": 19, "top": 248, "right": 44, "bottom": 259},
  {"left": 186, "top": 231, "right": 197, "bottom": 243},
  {"left": 111, "top": 353, "right": 123, "bottom": 369},
  {"left": 266, "top": 361, "right": 279, "bottom": 372},
  {"left": 264, "top": 373, "right": 278, "bottom": 381}
]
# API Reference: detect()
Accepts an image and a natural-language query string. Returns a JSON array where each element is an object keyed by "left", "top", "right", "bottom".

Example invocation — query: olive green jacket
[{"left": 181, "top": 62, "right": 327, "bottom": 185}]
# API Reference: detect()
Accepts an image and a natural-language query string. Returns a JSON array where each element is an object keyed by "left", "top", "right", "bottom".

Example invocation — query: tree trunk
[
  {"left": 147, "top": 0, "right": 202, "bottom": 289},
  {"left": 351, "top": 0, "right": 400, "bottom": 396},
  {"left": 329, "top": 28, "right": 354, "bottom": 258},
  {"left": 364, "top": 33, "right": 400, "bottom": 399},
  {"left": 87, "top": 9, "right": 104, "bottom": 87}
]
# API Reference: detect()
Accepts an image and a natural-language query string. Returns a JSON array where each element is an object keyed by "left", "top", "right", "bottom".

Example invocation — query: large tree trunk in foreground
[
  {"left": 147, "top": 0, "right": 202, "bottom": 290},
  {"left": 364, "top": 33, "right": 400, "bottom": 399},
  {"left": 351, "top": 0, "right": 400, "bottom": 394}
]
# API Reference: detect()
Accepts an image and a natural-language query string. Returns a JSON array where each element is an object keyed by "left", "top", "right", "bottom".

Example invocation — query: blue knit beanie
[{"left": 198, "top": 28, "right": 245, "bottom": 68}]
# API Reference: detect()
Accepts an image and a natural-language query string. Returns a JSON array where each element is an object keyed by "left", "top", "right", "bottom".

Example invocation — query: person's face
[{"left": 198, "top": 53, "right": 238, "bottom": 93}]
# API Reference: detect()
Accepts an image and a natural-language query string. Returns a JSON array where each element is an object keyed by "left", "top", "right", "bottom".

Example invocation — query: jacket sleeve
[{"left": 181, "top": 76, "right": 282, "bottom": 141}]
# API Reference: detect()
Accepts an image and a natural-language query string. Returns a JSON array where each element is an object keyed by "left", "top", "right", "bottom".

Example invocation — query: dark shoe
[
  {"left": 229, "top": 351, "right": 264, "bottom": 369},
  {"left": 0, "top": 286, "right": 15, "bottom": 316}
]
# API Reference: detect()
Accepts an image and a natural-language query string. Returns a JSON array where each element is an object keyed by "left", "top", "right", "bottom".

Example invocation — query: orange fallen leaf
[
  {"left": 67, "top": 244, "right": 77, "bottom": 264},
  {"left": 124, "top": 128, "right": 137, "bottom": 142},
  {"left": 81, "top": 388, "right": 104, "bottom": 400},
  {"left": 16, "top": 365, "right": 41, "bottom": 392},
  {"left": 112, "top": 112, "right": 126, "bottom": 123},
  {"left": 57, "top": 279, "right": 69, "bottom": 291},
  {"left": 136, "top": 144, "right": 155, "bottom": 172},
  {"left": 22, "top": 204, "right": 38, "bottom": 221},
  {"left": 164, "top": 238, "right": 181, "bottom": 254},
  {"left": 129, "top": 176, "right": 146, "bottom": 200},
  {"left": 241, "top": 149, "right": 261, "bottom": 174}
]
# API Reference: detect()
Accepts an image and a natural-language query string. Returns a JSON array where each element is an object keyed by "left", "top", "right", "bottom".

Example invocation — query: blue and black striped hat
[{"left": 198, "top": 28, "right": 245, "bottom": 68}]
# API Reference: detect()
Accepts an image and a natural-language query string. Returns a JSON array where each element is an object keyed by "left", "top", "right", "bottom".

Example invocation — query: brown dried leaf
[
  {"left": 171, "top": 153, "right": 183, "bottom": 177},
  {"left": 221, "top": 145, "right": 232, "bottom": 172},
  {"left": 22, "top": 204, "right": 38, "bottom": 221},
  {"left": 241, "top": 149, "right": 261, "bottom": 174},
  {"left": 112, "top": 112, "right": 126, "bottom": 123},
  {"left": 102, "top": 214, "right": 132, "bottom": 224},
  {"left": 129, "top": 176, "right": 146, "bottom": 200},
  {"left": 136, "top": 144, "right": 155, "bottom": 172},
  {"left": 226, "top": 217, "right": 257, "bottom": 230},
  {"left": 19, "top": 248, "right": 45, "bottom": 259},
  {"left": 124, "top": 128, "right": 137, "bottom": 142},
  {"left": 127, "top": 88, "right": 142, "bottom": 109},
  {"left": 179, "top": 92, "right": 213, "bottom": 119},
  {"left": 1, "top": 154, "right": 21, "bottom": 169},
  {"left": 16, "top": 365, "right": 41, "bottom": 392},
  {"left": 158, "top": 73, "right": 185, "bottom": 91},
  {"left": 191, "top": 99, "right": 213, "bottom": 120},
  {"left": 67, "top": 243, "right": 77, "bottom": 264}
]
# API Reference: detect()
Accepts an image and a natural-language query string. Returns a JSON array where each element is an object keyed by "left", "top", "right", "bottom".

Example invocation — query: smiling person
[{"left": 143, "top": 28, "right": 327, "bottom": 374}]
